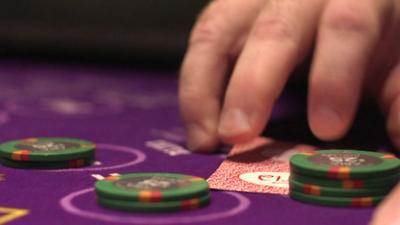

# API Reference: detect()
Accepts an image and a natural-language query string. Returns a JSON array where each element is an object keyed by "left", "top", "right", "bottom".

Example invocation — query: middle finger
[{"left": 219, "top": 0, "right": 324, "bottom": 143}]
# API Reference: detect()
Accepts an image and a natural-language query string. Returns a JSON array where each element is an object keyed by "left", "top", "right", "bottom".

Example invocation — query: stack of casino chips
[
  {"left": 0, "top": 137, "right": 95, "bottom": 169},
  {"left": 289, "top": 150, "right": 400, "bottom": 207},
  {"left": 95, "top": 173, "right": 211, "bottom": 212}
]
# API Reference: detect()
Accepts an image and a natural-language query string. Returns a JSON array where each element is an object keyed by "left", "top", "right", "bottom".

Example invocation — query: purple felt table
[{"left": 0, "top": 60, "right": 387, "bottom": 225}]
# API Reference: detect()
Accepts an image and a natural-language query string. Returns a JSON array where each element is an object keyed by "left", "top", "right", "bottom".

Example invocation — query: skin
[
  {"left": 179, "top": 0, "right": 399, "bottom": 223},
  {"left": 180, "top": 0, "right": 400, "bottom": 149},
  {"left": 370, "top": 184, "right": 400, "bottom": 225}
]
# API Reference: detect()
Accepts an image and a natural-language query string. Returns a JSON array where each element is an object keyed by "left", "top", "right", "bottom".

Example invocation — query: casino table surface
[{"left": 0, "top": 60, "right": 393, "bottom": 225}]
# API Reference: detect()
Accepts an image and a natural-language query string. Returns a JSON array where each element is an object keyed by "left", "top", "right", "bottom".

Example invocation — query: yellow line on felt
[{"left": 0, "top": 207, "right": 29, "bottom": 225}]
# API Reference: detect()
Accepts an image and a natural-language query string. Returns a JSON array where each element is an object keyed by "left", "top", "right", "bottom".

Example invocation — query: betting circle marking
[
  {"left": 60, "top": 188, "right": 250, "bottom": 224},
  {"left": 47, "top": 143, "right": 146, "bottom": 172}
]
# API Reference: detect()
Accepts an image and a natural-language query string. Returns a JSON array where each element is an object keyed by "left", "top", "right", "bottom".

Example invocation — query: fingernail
[
  {"left": 314, "top": 106, "right": 342, "bottom": 125},
  {"left": 311, "top": 106, "right": 343, "bottom": 139},
  {"left": 219, "top": 108, "right": 251, "bottom": 136}
]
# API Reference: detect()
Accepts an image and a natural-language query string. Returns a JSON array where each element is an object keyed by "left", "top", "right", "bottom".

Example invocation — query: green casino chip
[
  {"left": 0, "top": 137, "right": 95, "bottom": 162},
  {"left": 95, "top": 173, "right": 209, "bottom": 202},
  {"left": 289, "top": 178, "right": 393, "bottom": 197},
  {"left": 290, "top": 173, "right": 400, "bottom": 189},
  {"left": 0, "top": 156, "right": 94, "bottom": 169},
  {"left": 290, "top": 150, "right": 400, "bottom": 179},
  {"left": 97, "top": 194, "right": 211, "bottom": 212},
  {"left": 289, "top": 190, "right": 384, "bottom": 207}
]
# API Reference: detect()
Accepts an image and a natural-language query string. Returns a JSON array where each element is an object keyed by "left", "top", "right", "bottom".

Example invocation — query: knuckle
[
  {"left": 189, "top": 3, "right": 225, "bottom": 47},
  {"left": 324, "top": 8, "right": 376, "bottom": 37},
  {"left": 179, "top": 87, "right": 208, "bottom": 107},
  {"left": 189, "top": 20, "right": 221, "bottom": 46},
  {"left": 251, "top": 17, "right": 297, "bottom": 45}
]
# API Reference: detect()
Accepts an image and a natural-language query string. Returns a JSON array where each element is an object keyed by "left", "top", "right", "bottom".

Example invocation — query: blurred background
[{"left": 0, "top": 0, "right": 208, "bottom": 69}]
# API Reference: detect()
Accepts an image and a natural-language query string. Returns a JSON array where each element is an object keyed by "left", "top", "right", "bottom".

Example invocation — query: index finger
[{"left": 179, "top": 0, "right": 262, "bottom": 152}]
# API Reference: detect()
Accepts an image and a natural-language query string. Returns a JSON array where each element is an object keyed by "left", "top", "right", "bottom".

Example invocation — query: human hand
[{"left": 179, "top": 0, "right": 400, "bottom": 152}]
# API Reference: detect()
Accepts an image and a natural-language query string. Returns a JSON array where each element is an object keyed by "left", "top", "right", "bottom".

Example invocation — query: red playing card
[{"left": 207, "top": 137, "right": 316, "bottom": 195}]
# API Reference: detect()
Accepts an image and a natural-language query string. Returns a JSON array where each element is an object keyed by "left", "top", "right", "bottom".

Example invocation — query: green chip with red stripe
[
  {"left": 289, "top": 190, "right": 384, "bottom": 207},
  {"left": 290, "top": 173, "right": 400, "bottom": 189},
  {"left": 97, "top": 194, "right": 210, "bottom": 212},
  {"left": 0, "top": 156, "right": 93, "bottom": 169},
  {"left": 95, "top": 173, "right": 209, "bottom": 202},
  {"left": 289, "top": 178, "right": 393, "bottom": 197},
  {"left": 290, "top": 150, "right": 400, "bottom": 180},
  {"left": 0, "top": 137, "right": 95, "bottom": 162}
]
